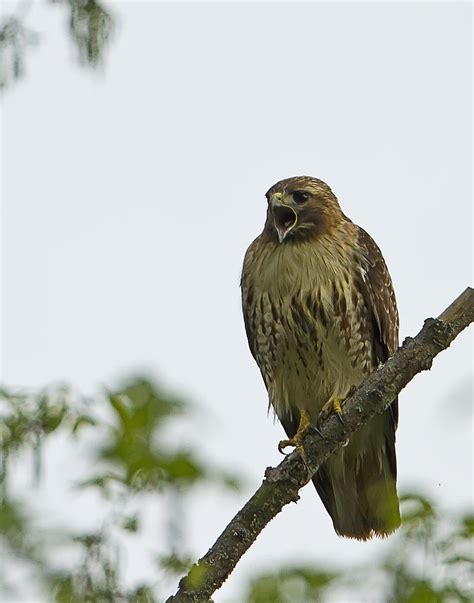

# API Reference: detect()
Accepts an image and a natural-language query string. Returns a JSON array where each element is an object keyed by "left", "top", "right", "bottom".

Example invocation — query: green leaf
[
  {"left": 459, "top": 514, "right": 474, "bottom": 539},
  {"left": 121, "top": 514, "right": 139, "bottom": 533},
  {"left": 159, "top": 554, "right": 193, "bottom": 575},
  {"left": 246, "top": 566, "right": 337, "bottom": 603},
  {"left": 71, "top": 415, "right": 97, "bottom": 434},
  {"left": 400, "top": 493, "right": 436, "bottom": 523}
]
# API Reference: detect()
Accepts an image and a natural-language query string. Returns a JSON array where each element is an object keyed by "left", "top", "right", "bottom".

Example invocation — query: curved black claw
[
  {"left": 317, "top": 397, "right": 346, "bottom": 431},
  {"left": 278, "top": 439, "right": 294, "bottom": 455},
  {"left": 336, "top": 412, "right": 346, "bottom": 426},
  {"left": 308, "top": 424, "right": 326, "bottom": 439}
]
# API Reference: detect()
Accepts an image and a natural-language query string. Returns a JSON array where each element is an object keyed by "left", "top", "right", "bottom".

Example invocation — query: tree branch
[{"left": 167, "top": 287, "right": 474, "bottom": 603}]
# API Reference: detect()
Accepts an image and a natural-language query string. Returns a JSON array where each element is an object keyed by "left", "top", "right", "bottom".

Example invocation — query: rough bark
[{"left": 167, "top": 287, "right": 474, "bottom": 603}]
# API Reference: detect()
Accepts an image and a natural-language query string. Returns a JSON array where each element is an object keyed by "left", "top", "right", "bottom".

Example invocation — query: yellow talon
[
  {"left": 318, "top": 393, "right": 352, "bottom": 429},
  {"left": 278, "top": 409, "right": 312, "bottom": 456},
  {"left": 322, "top": 397, "right": 344, "bottom": 418}
]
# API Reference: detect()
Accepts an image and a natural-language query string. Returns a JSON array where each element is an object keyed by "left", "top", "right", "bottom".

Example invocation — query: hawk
[{"left": 241, "top": 176, "right": 400, "bottom": 540}]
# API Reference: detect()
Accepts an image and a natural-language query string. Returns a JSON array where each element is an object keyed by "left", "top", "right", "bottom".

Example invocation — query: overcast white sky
[{"left": 1, "top": 1, "right": 472, "bottom": 601}]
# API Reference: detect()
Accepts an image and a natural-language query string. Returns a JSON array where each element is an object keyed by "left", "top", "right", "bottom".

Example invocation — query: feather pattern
[{"left": 241, "top": 176, "right": 400, "bottom": 540}]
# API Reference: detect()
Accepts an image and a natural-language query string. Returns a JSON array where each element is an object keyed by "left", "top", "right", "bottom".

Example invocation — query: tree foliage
[
  {"left": 1, "top": 376, "right": 472, "bottom": 602},
  {"left": 0, "top": 377, "right": 240, "bottom": 601},
  {"left": 0, "top": 0, "right": 114, "bottom": 89}
]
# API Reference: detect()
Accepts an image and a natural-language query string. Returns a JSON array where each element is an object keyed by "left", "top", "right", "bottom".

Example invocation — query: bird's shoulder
[{"left": 354, "top": 225, "right": 399, "bottom": 356}]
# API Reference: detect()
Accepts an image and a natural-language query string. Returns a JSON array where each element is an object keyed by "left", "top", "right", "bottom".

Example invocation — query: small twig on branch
[{"left": 167, "top": 287, "right": 474, "bottom": 603}]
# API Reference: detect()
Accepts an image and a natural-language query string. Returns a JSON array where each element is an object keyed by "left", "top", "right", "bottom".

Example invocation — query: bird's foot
[
  {"left": 317, "top": 393, "right": 351, "bottom": 430},
  {"left": 317, "top": 386, "right": 358, "bottom": 429},
  {"left": 278, "top": 409, "right": 313, "bottom": 456},
  {"left": 278, "top": 437, "right": 305, "bottom": 456}
]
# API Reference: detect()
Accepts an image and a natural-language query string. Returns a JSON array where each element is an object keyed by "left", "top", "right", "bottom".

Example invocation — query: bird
[{"left": 240, "top": 176, "right": 400, "bottom": 540}]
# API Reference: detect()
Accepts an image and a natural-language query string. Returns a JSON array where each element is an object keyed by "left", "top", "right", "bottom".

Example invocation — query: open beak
[{"left": 270, "top": 196, "right": 298, "bottom": 243}]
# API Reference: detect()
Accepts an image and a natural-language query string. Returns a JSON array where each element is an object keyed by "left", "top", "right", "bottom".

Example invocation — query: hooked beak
[{"left": 270, "top": 194, "right": 298, "bottom": 243}]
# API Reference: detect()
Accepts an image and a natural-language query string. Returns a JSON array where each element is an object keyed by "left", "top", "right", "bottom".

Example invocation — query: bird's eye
[{"left": 292, "top": 191, "right": 309, "bottom": 204}]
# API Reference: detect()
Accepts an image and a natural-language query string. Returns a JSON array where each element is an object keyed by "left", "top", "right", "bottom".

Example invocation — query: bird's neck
[{"left": 254, "top": 222, "right": 359, "bottom": 298}]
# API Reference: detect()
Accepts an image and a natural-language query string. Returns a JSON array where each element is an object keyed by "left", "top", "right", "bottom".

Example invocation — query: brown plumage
[{"left": 241, "top": 176, "right": 400, "bottom": 540}]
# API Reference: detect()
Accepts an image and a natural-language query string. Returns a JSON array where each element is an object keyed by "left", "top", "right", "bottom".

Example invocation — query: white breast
[{"left": 249, "top": 234, "right": 372, "bottom": 423}]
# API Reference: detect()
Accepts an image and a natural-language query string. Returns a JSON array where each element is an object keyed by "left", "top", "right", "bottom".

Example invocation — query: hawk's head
[{"left": 264, "top": 176, "right": 343, "bottom": 243}]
